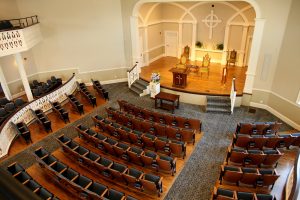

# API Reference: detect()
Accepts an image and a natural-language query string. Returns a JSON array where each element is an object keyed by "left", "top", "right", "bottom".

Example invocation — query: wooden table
[{"left": 154, "top": 92, "right": 180, "bottom": 113}]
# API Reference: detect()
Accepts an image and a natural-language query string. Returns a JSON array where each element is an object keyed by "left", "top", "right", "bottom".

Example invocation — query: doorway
[{"left": 165, "top": 31, "right": 178, "bottom": 57}]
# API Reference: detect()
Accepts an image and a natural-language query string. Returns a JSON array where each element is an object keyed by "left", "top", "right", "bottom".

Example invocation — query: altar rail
[{"left": 0, "top": 73, "right": 77, "bottom": 159}]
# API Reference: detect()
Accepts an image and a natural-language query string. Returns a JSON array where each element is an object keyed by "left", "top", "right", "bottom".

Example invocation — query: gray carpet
[{"left": 0, "top": 82, "right": 293, "bottom": 200}]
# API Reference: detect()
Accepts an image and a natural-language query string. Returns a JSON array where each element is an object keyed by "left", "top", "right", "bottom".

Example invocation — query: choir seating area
[
  {"left": 0, "top": 97, "right": 27, "bottom": 125},
  {"left": 212, "top": 122, "right": 300, "bottom": 200},
  {"left": 30, "top": 76, "right": 62, "bottom": 98}
]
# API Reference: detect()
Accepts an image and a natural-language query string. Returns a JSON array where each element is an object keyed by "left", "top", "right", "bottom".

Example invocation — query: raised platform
[{"left": 140, "top": 57, "right": 247, "bottom": 96}]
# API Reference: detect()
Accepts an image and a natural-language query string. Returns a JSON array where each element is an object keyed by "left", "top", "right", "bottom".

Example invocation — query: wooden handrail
[
  {"left": 288, "top": 150, "right": 300, "bottom": 200},
  {"left": 127, "top": 63, "right": 137, "bottom": 73}
]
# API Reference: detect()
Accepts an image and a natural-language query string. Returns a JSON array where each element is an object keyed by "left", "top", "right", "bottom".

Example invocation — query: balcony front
[{"left": 0, "top": 16, "right": 42, "bottom": 57}]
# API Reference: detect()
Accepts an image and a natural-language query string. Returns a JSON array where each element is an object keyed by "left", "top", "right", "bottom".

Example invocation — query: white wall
[
  {"left": 0, "top": 0, "right": 19, "bottom": 19},
  {"left": 15, "top": 0, "right": 126, "bottom": 74}
]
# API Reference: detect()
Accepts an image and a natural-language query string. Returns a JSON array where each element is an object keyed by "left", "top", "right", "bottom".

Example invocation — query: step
[
  {"left": 207, "top": 101, "right": 231, "bottom": 107},
  {"left": 206, "top": 106, "right": 231, "bottom": 114},
  {"left": 207, "top": 96, "right": 231, "bottom": 103},
  {"left": 132, "top": 82, "right": 146, "bottom": 91},
  {"left": 136, "top": 79, "right": 149, "bottom": 87},
  {"left": 129, "top": 86, "right": 143, "bottom": 95}
]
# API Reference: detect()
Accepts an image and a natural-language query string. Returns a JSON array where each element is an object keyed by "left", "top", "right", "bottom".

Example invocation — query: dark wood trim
[{"left": 127, "top": 63, "right": 138, "bottom": 73}]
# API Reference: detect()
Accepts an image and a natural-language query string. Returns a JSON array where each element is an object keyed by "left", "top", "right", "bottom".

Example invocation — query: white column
[
  {"left": 244, "top": 18, "right": 266, "bottom": 94},
  {"left": 178, "top": 22, "right": 183, "bottom": 58},
  {"left": 130, "top": 16, "right": 140, "bottom": 67},
  {"left": 190, "top": 22, "right": 197, "bottom": 61},
  {"left": 14, "top": 53, "right": 33, "bottom": 101},
  {"left": 0, "top": 65, "right": 12, "bottom": 100},
  {"left": 144, "top": 26, "right": 149, "bottom": 66},
  {"left": 221, "top": 24, "right": 230, "bottom": 65},
  {"left": 237, "top": 26, "right": 249, "bottom": 67}
]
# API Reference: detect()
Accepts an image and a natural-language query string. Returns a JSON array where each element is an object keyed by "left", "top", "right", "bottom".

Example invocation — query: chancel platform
[{"left": 140, "top": 57, "right": 247, "bottom": 96}]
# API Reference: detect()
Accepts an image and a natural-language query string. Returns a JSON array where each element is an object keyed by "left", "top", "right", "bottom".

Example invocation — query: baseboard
[
  {"left": 250, "top": 102, "right": 300, "bottom": 130},
  {"left": 12, "top": 91, "right": 26, "bottom": 99}
]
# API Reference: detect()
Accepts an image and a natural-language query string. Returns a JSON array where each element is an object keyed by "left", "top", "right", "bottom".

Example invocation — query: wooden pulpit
[{"left": 170, "top": 68, "right": 188, "bottom": 88}]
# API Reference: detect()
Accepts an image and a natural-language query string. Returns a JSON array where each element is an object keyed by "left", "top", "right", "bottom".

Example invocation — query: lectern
[{"left": 170, "top": 68, "right": 188, "bottom": 88}]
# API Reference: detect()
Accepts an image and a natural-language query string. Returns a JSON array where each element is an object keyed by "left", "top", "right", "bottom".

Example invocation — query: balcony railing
[{"left": 0, "top": 16, "right": 42, "bottom": 57}]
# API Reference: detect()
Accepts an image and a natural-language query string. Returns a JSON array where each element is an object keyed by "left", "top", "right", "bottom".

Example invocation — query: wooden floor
[
  {"left": 140, "top": 57, "right": 247, "bottom": 96},
  {"left": 27, "top": 130, "right": 203, "bottom": 200}
]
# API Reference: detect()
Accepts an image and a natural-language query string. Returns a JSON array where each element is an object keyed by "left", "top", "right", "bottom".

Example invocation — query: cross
[
  {"left": 202, "top": 10, "right": 222, "bottom": 39},
  {"left": 176, "top": 75, "right": 183, "bottom": 85}
]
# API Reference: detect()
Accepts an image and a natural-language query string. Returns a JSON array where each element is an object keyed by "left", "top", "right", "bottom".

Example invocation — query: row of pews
[{"left": 212, "top": 121, "right": 300, "bottom": 200}]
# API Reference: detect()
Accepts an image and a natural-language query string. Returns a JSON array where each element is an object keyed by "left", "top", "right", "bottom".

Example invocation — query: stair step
[
  {"left": 132, "top": 82, "right": 146, "bottom": 91},
  {"left": 136, "top": 79, "right": 149, "bottom": 87},
  {"left": 207, "top": 101, "right": 231, "bottom": 107},
  {"left": 129, "top": 86, "right": 143, "bottom": 95},
  {"left": 206, "top": 107, "right": 231, "bottom": 114},
  {"left": 207, "top": 96, "right": 231, "bottom": 103}
]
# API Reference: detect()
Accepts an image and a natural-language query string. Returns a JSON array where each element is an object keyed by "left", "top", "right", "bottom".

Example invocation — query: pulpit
[{"left": 170, "top": 68, "right": 188, "bottom": 88}]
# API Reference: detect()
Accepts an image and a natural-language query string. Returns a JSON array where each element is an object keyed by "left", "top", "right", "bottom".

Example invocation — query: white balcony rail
[
  {"left": 127, "top": 63, "right": 139, "bottom": 87},
  {"left": 230, "top": 77, "right": 237, "bottom": 113},
  {"left": 0, "top": 16, "right": 42, "bottom": 57}
]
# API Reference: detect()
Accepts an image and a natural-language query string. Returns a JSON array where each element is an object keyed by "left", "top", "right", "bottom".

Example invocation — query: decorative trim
[
  {"left": 252, "top": 88, "right": 300, "bottom": 107},
  {"left": 12, "top": 91, "right": 26, "bottom": 99},
  {"left": 250, "top": 102, "right": 300, "bottom": 130},
  {"left": 149, "top": 54, "right": 165, "bottom": 64},
  {"left": 78, "top": 66, "right": 127, "bottom": 74},
  {"left": 144, "top": 44, "right": 164, "bottom": 53}
]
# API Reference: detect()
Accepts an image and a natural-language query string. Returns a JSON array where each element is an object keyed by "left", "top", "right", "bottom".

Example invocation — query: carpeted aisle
[{"left": 0, "top": 82, "right": 292, "bottom": 200}]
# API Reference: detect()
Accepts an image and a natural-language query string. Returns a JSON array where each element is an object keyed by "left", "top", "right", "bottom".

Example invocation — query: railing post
[{"left": 230, "top": 77, "right": 237, "bottom": 114}]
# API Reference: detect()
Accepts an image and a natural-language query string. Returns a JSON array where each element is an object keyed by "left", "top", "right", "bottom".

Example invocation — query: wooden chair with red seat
[{"left": 226, "top": 49, "right": 237, "bottom": 67}]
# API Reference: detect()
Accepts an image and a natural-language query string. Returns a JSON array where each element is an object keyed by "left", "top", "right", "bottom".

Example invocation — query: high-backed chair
[
  {"left": 220, "top": 165, "right": 242, "bottom": 185},
  {"left": 226, "top": 50, "right": 237, "bottom": 66},
  {"left": 213, "top": 187, "right": 237, "bottom": 200},
  {"left": 199, "top": 53, "right": 210, "bottom": 77}
]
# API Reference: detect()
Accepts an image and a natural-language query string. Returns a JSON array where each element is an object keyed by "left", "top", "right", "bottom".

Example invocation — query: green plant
[
  {"left": 216, "top": 43, "right": 224, "bottom": 50},
  {"left": 195, "top": 41, "right": 202, "bottom": 48}
]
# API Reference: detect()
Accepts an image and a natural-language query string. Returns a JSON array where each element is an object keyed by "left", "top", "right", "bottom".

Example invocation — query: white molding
[
  {"left": 12, "top": 91, "right": 26, "bottom": 99},
  {"left": 149, "top": 54, "right": 165, "bottom": 64},
  {"left": 144, "top": 44, "right": 164, "bottom": 53},
  {"left": 78, "top": 66, "right": 127, "bottom": 74},
  {"left": 252, "top": 88, "right": 300, "bottom": 107},
  {"left": 250, "top": 102, "right": 300, "bottom": 130}
]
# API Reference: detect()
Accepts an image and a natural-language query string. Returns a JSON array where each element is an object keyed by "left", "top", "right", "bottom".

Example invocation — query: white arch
[
  {"left": 138, "top": 14, "right": 145, "bottom": 25},
  {"left": 227, "top": 5, "right": 253, "bottom": 25},
  {"left": 133, "top": 0, "right": 261, "bottom": 19},
  {"left": 144, "top": 3, "right": 161, "bottom": 24}
]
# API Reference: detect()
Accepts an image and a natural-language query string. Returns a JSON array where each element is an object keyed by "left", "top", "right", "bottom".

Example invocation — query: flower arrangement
[{"left": 151, "top": 72, "right": 160, "bottom": 83}]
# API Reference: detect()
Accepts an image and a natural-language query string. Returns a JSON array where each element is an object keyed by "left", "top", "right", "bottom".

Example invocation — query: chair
[
  {"left": 141, "top": 151, "right": 158, "bottom": 168},
  {"left": 103, "top": 188, "right": 125, "bottom": 200},
  {"left": 86, "top": 182, "right": 108, "bottom": 199},
  {"left": 258, "top": 169, "right": 279, "bottom": 189},
  {"left": 256, "top": 194, "right": 276, "bottom": 200},
  {"left": 169, "top": 140, "right": 186, "bottom": 158},
  {"left": 226, "top": 49, "right": 237, "bottom": 66},
  {"left": 4, "top": 102, "right": 15, "bottom": 113},
  {"left": 0, "top": 97, "right": 10, "bottom": 107},
  {"left": 14, "top": 98, "right": 26, "bottom": 108},
  {"left": 236, "top": 191, "right": 256, "bottom": 200},
  {"left": 199, "top": 53, "right": 210, "bottom": 77},
  {"left": 220, "top": 165, "right": 242, "bottom": 185},
  {"left": 239, "top": 167, "right": 260, "bottom": 187},
  {"left": 176, "top": 54, "right": 188, "bottom": 69},
  {"left": 140, "top": 174, "right": 163, "bottom": 197},
  {"left": 237, "top": 123, "right": 255, "bottom": 135},
  {"left": 262, "top": 149, "right": 282, "bottom": 167},
  {"left": 155, "top": 137, "right": 169, "bottom": 154},
  {"left": 108, "top": 162, "right": 127, "bottom": 180},
  {"left": 128, "top": 147, "right": 144, "bottom": 166},
  {"left": 122, "top": 168, "right": 143, "bottom": 188},
  {"left": 227, "top": 147, "right": 246, "bottom": 164},
  {"left": 157, "top": 155, "right": 176, "bottom": 175},
  {"left": 213, "top": 187, "right": 237, "bottom": 200}
]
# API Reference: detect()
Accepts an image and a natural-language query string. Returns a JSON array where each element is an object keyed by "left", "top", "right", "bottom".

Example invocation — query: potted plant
[
  {"left": 195, "top": 41, "right": 203, "bottom": 48},
  {"left": 216, "top": 43, "right": 224, "bottom": 50}
]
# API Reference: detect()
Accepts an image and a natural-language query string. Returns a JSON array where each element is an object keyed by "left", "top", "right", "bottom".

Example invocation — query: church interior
[{"left": 0, "top": 0, "right": 300, "bottom": 200}]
